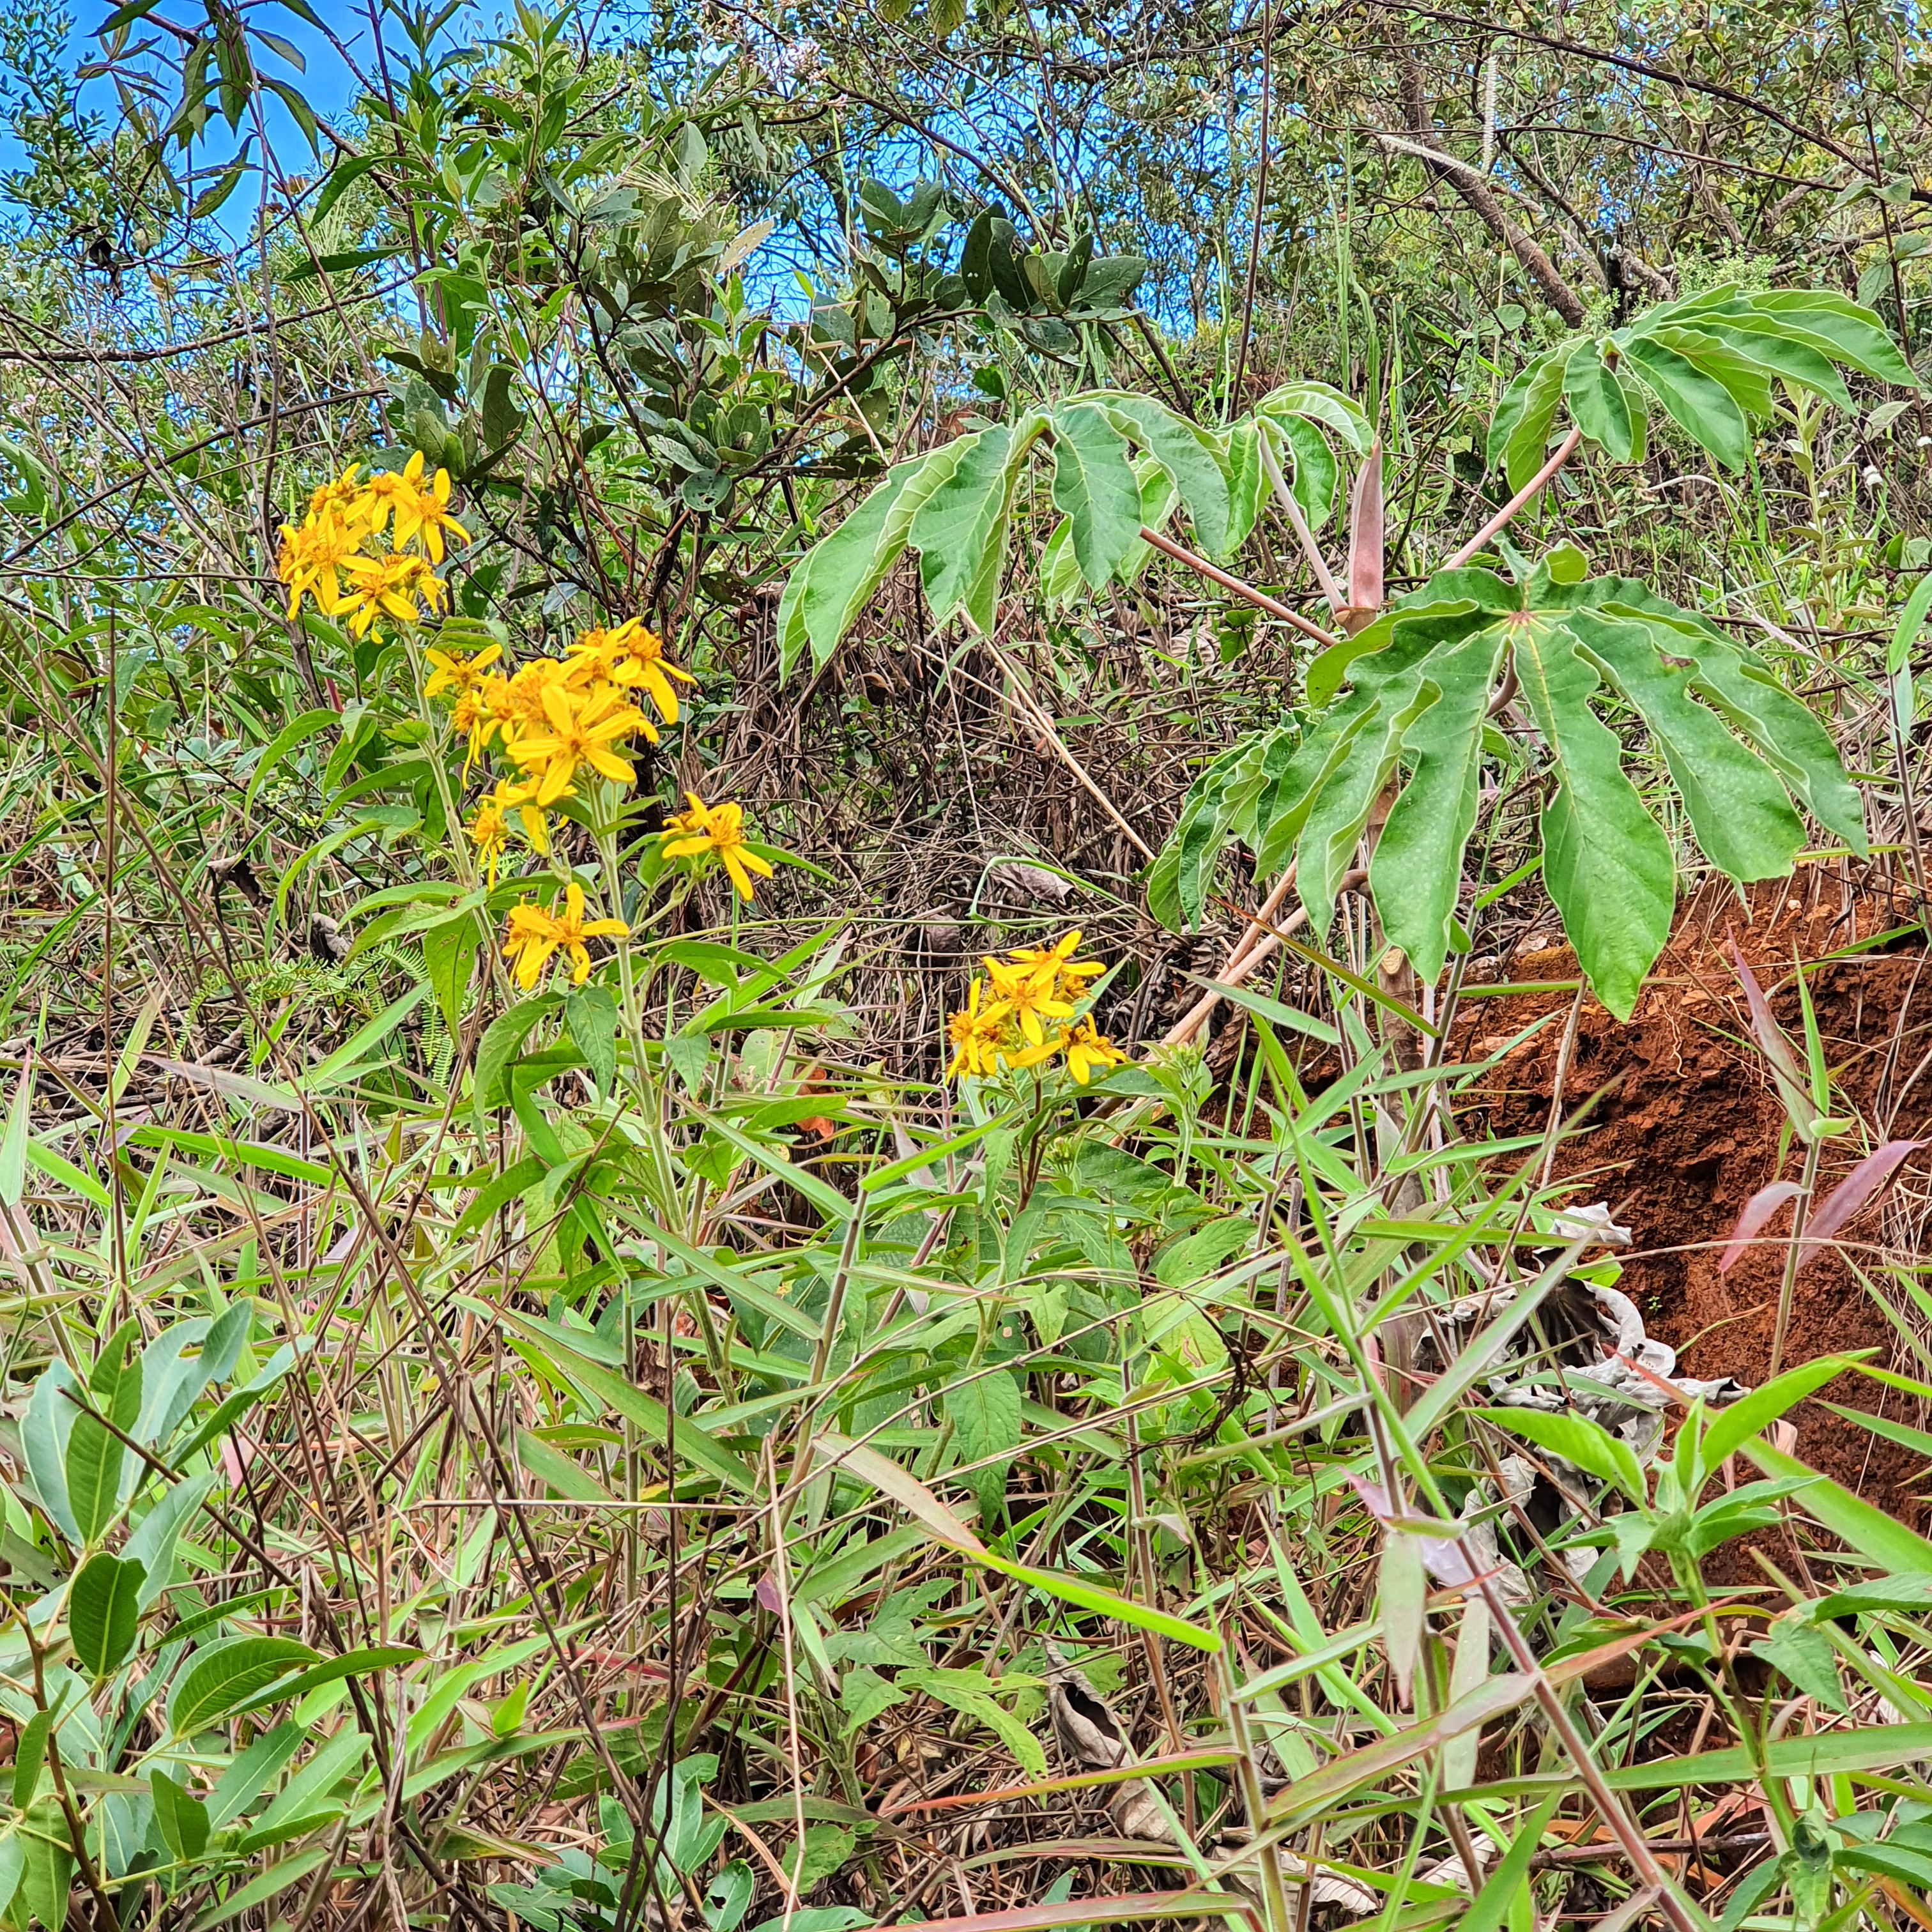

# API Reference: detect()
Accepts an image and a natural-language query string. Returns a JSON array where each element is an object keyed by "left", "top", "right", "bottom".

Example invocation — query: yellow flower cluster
[
  {"left": 277, "top": 452, "right": 466, "bottom": 636},
  {"left": 945, "top": 931, "right": 1126, "bottom": 1085},
  {"left": 418, "top": 616, "right": 694, "bottom": 900},
  {"left": 659, "top": 791, "right": 774, "bottom": 902},
  {"left": 502, "top": 884, "right": 631, "bottom": 990}
]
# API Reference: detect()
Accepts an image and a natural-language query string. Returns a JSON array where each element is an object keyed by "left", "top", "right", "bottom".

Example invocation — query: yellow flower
[
  {"left": 606, "top": 622, "right": 707, "bottom": 726},
  {"left": 982, "top": 953, "right": 1075, "bottom": 1046},
  {"left": 307, "top": 463, "right": 374, "bottom": 532},
  {"left": 1062, "top": 1016, "right": 1126, "bottom": 1085},
  {"left": 364, "top": 450, "right": 470, "bottom": 563},
  {"left": 659, "top": 792, "right": 774, "bottom": 901},
  {"left": 945, "top": 977, "right": 1011, "bottom": 1080},
  {"left": 276, "top": 505, "right": 361, "bottom": 617},
  {"left": 467, "top": 778, "right": 549, "bottom": 887},
  {"left": 450, "top": 683, "right": 503, "bottom": 778},
  {"left": 335, "top": 551, "right": 448, "bottom": 636},
  {"left": 1006, "top": 930, "right": 1105, "bottom": 999},
  {"left": 424, "top": 641, "right": 502, "bottom": 700},
  {"left": 502, "top": 900, "right": 562, "bottom": 991},
  {"left": 468, "top": 791, "right": 510, "bottom": 888},
  {"left": 486, "top": 659, "right": 571, "bottom": 759},
  {"left": 501, "top": 885, "right": 627, "bottom": 989},
  {"left": 512, "top": 682, "right": 649, "bottom": 804}
]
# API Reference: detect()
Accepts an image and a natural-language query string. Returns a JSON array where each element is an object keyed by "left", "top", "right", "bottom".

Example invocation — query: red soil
[{"left": 1450, "top": 875, "right": 1932, "bottom": 1535}]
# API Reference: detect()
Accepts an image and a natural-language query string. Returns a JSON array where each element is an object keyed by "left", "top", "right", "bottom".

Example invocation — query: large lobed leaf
[
  {"left": 1488, "top": 284, "right": 1912, "bottom": 489},
  {"left": 1151, "top": 550, "right": 1866, "bottom": 1018},
  {"left": 774, "top": 384, "right": 1369, "bottom": 676}
]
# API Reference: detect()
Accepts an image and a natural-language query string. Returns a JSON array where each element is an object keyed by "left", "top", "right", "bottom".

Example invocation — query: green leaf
[
  {"left": 1696, "top": 1356, "right": 1859, "bottom": 1475},
  {"left": 979, "top": 1551, "right": 1223, "bottom": 1653},
  {"left": 942, "top": 1370, "right": 1021, "bottom": 1478},
  {"left": 22, "top": 1361, "right": 80, "bottom": 1542},
  {"left": 473, "top": 995, "right": 556, "bottom": 1120},
  {"left": 70, "top": 1551, "right": 144, "bottom": 1678},
  {"left": 241, "top": 707, "right": 338, "bottom": 818},
  {"left": 1050, "top": 402, "right": 1144, "bottom": 590},
  {"left": 776, "top": 444, "right": 965, "bottom": 677},
  {"left": 562, "top": 983, "right": 620, "bottom": 1099},
  {"left": 16, "top": 1799, "right": 71, "bottom": 1931},
  {"left": 1475, "top": 1405, "right": 1647, "bottom": 1503},
  {"left": 232, "top": 1644, "right": 422, "bottom": 1717},
  {"left": 0, "top": 1054, "right": 31, "bottom": 1207},
  {"left": 1758, "top": 1615, "right": 1845, "bottom": 1711},
  {"left": 518, "top": 1427, "right": 616, "bottom": 1501},
  {"left": 901, "top": 1667, "right": 1048, "bottom": 1777},
  {"left": 422, "top": 913, "right": 477, "bottom": 1034},
  {"left": 168, "top": 1636, "right": 320, "bottom": 1738},
  {"left": 1371, "top": 619, "right": 1510, "bottom": 980},
  {"left": 1563, "top": 340, "right": 1635, "bottom": 461},
  {"left": 10, "top": 1710, "right": 50, "bottom": 1810},
  {"left": 908, "top": 417, "right": 1044, "bottom": 631},
  {"left": 1494, "top": 351, "right": 1568, "bottom": 491},
  {"left": 66, "top": 1328, "right": 141, "bottom": 1544},
  {"left": 1514, "top": 613, "right": 1676, "bottom": 1018},
  {"left": 1751, "top": 290, "right": 1915, "bottom": 385},
  {"left": 150, "top": 1768, "right": 211, "bottom": 1861},
  {"left": 1740, "top": 1436, "right": 1932, "bottom": 1574},
  {"left": 186, "top": 1841, "right": 332, "bottom": 1932},
  {"left": 1096, "top": 391, "right": 1234, "bottom": 554},
  {"left": 1570, "top": 610, "right": 1805, "bottom": 882},
  {"left": 1623, "top": 337, "right": 1750, "bottom": 470},
  {"left": 1461, "top": 1794, "right": 1563, "bottom": 1932}
]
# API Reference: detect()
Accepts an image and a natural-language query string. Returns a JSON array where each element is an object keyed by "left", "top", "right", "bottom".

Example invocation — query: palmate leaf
[
  {"left": 1487, "top": 284, "right": 1913, "bottom": 489},
  {"left": 774, "top": 384, "right": 1368, "bottom": 675},
  {"left": 1151, "top": 549, "right": 1867, "bottom": 1018}
]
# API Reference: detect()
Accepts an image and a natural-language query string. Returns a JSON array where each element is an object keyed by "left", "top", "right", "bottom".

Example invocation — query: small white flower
[
  {"left": 1917, "top": 435, "right": 1931, "bottom": 448},
  {"left": 1864, "top": 465, "right": 1884, "bottom": 486}
]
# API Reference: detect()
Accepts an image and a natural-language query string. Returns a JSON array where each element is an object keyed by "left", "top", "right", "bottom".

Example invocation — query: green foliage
[
  {"left": 1160, "top": 551, "right": 1866, "bottom": 1013},
  {"left": 1496, "top": 286, "right": 1919, "bottom": 485}
]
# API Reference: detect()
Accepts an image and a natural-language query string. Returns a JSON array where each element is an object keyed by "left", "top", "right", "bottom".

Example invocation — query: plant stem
[
  {"left": 1770, "top": 1132, "right": 1825, "bottom": 1379},
  {"left": 1443, "top": 426, "right": 1585, "bottom": 570},
  {"left": 1139, "top": 526, "right": 1340, "bottom": 646}
]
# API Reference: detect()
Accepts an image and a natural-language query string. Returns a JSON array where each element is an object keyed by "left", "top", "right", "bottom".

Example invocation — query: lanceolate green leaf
[
  {"left": 1371, "top": 620, "right": 1511, "bottom": 977},
  {"left": 1050, "top": 403, "right": 1142, "bottom": 590},
  {"left": 1092, "top": 392, "right": 1233, "bottom": 554},
  {"left": 1568, "top": 611, "right": 1804, "bottom": 881},
  {"left": 1496, "top": 285, "right": 1906, "bottom": 480},
  {"left": 1562, "top": 339, "right": 1634, "bottom": 462},
  {"left": 776, "top": 443, "right": 965, "bottom": 678},
  {"left": 910, "top": 417, "right": 1043, "bottom": 628},
  {"left": 1515, "top": 610, "right": 1677, "bottom": 1020},
  {"left": 1623, "top": 337, "right": 1750, "bottom": 469}
]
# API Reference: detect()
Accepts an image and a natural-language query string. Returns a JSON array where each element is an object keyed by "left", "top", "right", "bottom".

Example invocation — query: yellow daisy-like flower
[
  {"left": 335, "top": 551, "right": 448, "bottom": 637},
  {"left": 424, "top": 641, "right": 502, "bottom": 700},
  {"left": 487, "top": 658, "right": 572, "bottom": 760},
  {"left": 1006, "top": 930, "right": 1105, "bottom": 996},
  {"left": 468, "top": 790, "right": 511, "bottom": 889},
  {"left": 501, "top": 885, "right": 628, "bottom": 989},
  {"left": 659, "top": 792, "right": 774, "bottom": 901},
  {"left": 364, "top": 450, "right": 470, "bottom": 563},
  {"left": 512, "top": 682, "right": 649, "bottom": 805},
  {"left": 982, "top": 952, "right": 1075, "bottom": 1046},
  {"left": 450, "top": 682, "right": 503, "bottom": 778},
  {"left": 276, "top": 505, "right": 361, "bottom": 617},
  {"left": 502, "top": 900, "right": 562, "bottom": 991},
  {"left": 607, "top": 621, "right": 696, "bottom": 724},
  {"left": 945, "top": 977, "right": 1011, "bottom": 1080},
  {"left": 307, "top": 463, "right": 374, "bottom": 532},
  {"left": 1062, "top": 1016, "right": 1126, "bottom": 1085}
]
